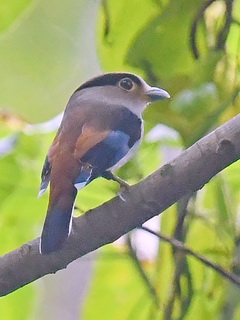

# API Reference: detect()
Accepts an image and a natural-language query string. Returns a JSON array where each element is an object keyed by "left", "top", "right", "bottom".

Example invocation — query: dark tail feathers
[{"left": 40, "top": 190, "right": 76, "bottom": 254}]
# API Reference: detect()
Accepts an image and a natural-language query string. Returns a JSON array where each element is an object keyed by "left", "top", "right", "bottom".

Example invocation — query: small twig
[
  {"left": 163, "top": 252, "right": 187, "bottom": 320},
  {"left": 126, "top": 234, "right": 160, "bottom": 309},
  {"left": 164, "top": 195, "right": 193, "bottom": 320},
  {"left": 190, "top": 0, "right": 218, "bottom": 59},
  {"left": 174, "top": 194, "right": 192, "bottom": 241},
  {"left": 101, "top": 0, "right": 111, "bottom": 39},
  {"left": 216, "top": 0, "right": 234, "bottom": 51},
  {"left": 175, "top": 196, "right": 194, "bottom": 317},
  {"left": 140, "top": 226, "right": 240, "bottom": 287}
]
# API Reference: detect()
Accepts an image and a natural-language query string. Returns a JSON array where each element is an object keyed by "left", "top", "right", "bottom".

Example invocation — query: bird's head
[{"left": 74, "top": 72, "right": 170, "bottom": 116}]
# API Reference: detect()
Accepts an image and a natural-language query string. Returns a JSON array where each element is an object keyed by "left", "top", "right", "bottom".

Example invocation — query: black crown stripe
[{"left": 75, "top": 73, "right": 142, "bottom": 92}]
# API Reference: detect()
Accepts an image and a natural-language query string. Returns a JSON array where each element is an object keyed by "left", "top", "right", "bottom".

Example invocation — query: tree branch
[
  {"left": 164, "top": 195, "right": 193, "bottom": 320},
  {"left": 1, "top": 114, "right": 240, "bottom": 296},
  {"left": 126, "top": 235, "right": 160, "bottom": 308},
  {"left": 141, "top": 227, "right": 240, "bottom": 287}
]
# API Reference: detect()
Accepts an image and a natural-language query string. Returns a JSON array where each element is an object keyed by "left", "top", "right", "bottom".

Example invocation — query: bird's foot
[
  {"left": 102, "top": 171, "right": 130, "bottom": 201},
  {"left": 118, "top": 191, "right": 127, "bottom": 202},
  {"left": 114, "top": 176, "right": 130, "bottom": 202},
  {"left": 102, "top": 171, "right": 129, "bottom": 188}
]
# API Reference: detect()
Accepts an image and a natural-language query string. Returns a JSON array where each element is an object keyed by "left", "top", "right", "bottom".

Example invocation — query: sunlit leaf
[{"left": 0, "top": 0, "right": 101, "bottom": 123}]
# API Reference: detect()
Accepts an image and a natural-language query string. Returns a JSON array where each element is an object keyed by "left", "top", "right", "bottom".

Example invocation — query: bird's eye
[{"left": 119, "top": 78, "right": 134, "bottom": 91}]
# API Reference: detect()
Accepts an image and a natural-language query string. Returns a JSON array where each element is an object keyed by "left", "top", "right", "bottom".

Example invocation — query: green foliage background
[{"left": 0, "top": 0, "right": 240, "bottom": 319}]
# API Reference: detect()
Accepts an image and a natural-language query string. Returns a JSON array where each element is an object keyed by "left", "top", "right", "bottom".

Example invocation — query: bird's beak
[{"left": 145, "top": 87, "right": 170, "bottom": 101}]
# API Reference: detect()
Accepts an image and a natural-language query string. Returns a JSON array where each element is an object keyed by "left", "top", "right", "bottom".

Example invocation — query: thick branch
[{"left": 1, "top": 114, "right": 240, "bottom": 296}]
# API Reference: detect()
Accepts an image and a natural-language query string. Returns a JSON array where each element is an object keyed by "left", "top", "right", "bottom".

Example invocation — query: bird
[{"left": 39, "top": 72, "right": 170, "bottom": 254}]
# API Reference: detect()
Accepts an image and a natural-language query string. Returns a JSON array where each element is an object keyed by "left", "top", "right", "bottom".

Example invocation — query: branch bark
[{"left": 1, "top": 114, "right": 240, "bottom": 296}]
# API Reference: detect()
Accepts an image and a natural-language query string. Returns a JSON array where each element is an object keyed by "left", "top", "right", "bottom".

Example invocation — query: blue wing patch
[
  {"left": 80, "top": 130, "right": 130, "bottom": 181},
  {"left": 103, "top": 130, "right": 130, "bottom": 165}
]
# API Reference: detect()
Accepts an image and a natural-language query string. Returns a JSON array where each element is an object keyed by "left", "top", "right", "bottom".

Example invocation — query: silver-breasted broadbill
[{"left": 39, "top": 72, "right": 170, "bottom": 254}]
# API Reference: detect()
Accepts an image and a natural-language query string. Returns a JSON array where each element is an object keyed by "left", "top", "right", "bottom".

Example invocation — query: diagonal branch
[
  {"left": 1, "top": 114, "right": 240, "bottom": 296},
  {"left": 141, "top": 227, "right": 240, "bottom": 287},
  {"left": 126, "top": 235, "right": 160, "bottom": 308}
]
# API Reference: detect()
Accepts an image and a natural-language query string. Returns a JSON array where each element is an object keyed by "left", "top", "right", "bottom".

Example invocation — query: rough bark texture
[{"left": 1, "top": 114, "right": 240, "bottom": 296}]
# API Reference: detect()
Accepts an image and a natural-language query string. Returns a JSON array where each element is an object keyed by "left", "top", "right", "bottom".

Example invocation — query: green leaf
[
  {"left": 0, "top": 285, "right": 35, "bottom": 320},
  {"left": 98, "top": 0, "right": 158, "bottom": 72},
  {"left": 127, "top": 0, "right": 205, "bottom": 79},
  {"left": 0, "top": 0, "right": 32, "bottom": 33},
  {"left": 170, "top": 82, "right": 218, "bottom": 116},
  {"left": 83, "top": 246, "right": 153, "bottom": 320},
  {"left": 0, "top": 0, "right": 100, "bottom": 123}
]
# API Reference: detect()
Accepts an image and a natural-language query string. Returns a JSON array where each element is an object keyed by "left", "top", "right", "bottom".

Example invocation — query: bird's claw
[
  {"left": 117, "top": 181, "right": 130, "bottom": 202},
  {"left": 118, "top": 191, "right": 127, "bottom": 202},
  {"left": 102, "top": 171, "right": 130, "bottom": 201}
]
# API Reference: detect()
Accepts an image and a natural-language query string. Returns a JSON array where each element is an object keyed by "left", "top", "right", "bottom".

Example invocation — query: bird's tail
[{"left": 40, "top": 185, "right": 77, "bottom": 254}]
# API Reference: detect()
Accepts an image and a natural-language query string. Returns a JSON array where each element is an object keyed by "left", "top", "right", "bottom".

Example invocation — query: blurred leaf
[
  {"left": 0, "top": 0, "right": 32, "bottom": 33},
  {"left": 190, "top": 52, "right": 223, "bottom": 85},
  {"left": 0, "top": 132, "right": 47, "bottom": 254},
  {"left": 0, "top": 0, "right": 100, "bottom": 123},
  {"left": 0, "top": 131, "right": 49, "bottom": 319},
  {"left": 0, "top": 286, "right": 35, "bottom": 320},
  {"left": 0, "top": 133, "right": 19, "bottom": 157},
  {"left": 170, "top": 82, "right": 218, "bottom": 116},
  {"left": 127, "top": 0, "right": 205, "bottom": 79},
  {"left": 75, "top": 178, "right": 116, "bottom": 213},
  {"left": 98, "top": 0, "right": 159, "bottom": 72},
  {"left": 83, "top": 246, "right": 153, "bottom": 320},
  {"left": 0, "top": 154, "right": 21, "bottom": 206},
  {"left": 213, "top": 175, "right": 235, "bottom": 234}
]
